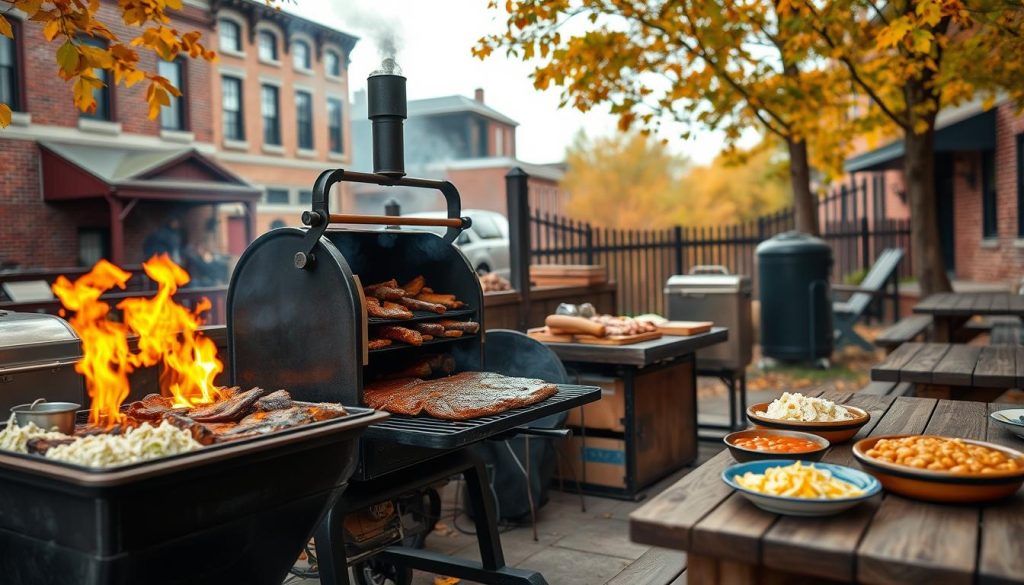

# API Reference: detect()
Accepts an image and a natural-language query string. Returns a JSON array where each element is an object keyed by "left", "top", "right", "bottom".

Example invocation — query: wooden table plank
[
  {"left": 629, "top": 449, "right": 735, "bottom": 551},
  {"left": 973, "top": 345, "right": 1017, "bottom": 389},
  {"left": 606, "top": 547, "right": 687, "bottom": 585},
  {"left": 856, "top": 400, "right": 985, "bottom": 585},
  {"left": 990, "top": 293, "right": 1010, "bottom": 313},
  {"left": 759, "top": 394, "right": 897, "bottom": 583},
  {"left": 1008, "top": 293, "right": 1024, "bottom": 313},
  {"left": 871, "top": 342, "right": 925, "bottom": 382},
  {"left": 978, "top": 403, "right": 1024, "bottom": 585},
  {"left": 915, "top": 293, "right": 953, "bottom": 313},
  {"left": 931, "top": 344, "right": 982, "bottom": 387},
  {"left": 900, "top": 343, "right": 951, "bottom": 384}
]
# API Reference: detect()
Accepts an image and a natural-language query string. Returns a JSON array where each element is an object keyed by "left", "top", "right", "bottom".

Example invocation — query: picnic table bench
[
  {"left": 872, "top": 341, "right": 1022, "bottom": 402},
  {"left": 629, "top": 390, "right": 1024, "bottom": 585}
]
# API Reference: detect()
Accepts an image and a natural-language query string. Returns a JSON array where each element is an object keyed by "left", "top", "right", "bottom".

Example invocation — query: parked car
[{"left": 403, "top": 209, "right": 510, "bottom": 278}]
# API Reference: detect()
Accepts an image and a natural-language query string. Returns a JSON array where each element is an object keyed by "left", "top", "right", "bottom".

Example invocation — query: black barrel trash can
[{"left": 756, "top": 231, "right": 833, "bottom": 365}]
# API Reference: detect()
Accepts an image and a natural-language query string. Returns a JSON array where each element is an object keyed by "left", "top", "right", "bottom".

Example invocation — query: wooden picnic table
[
  {"left": 871, "top": 341, "right": 1022, "bottom": 402},
  {"left": 629, "top": 391, "right": 1024, "bottom": 585},
  {"left": 914, "top": 292, "right": 1024, "bottom": 342}
]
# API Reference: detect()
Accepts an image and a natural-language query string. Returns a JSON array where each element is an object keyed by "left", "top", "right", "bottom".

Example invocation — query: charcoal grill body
[{"left": 0, "top": 408, "right": 386, "bottom": 585}]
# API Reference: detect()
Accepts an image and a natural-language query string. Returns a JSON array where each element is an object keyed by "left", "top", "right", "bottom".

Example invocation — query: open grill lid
[{"left": 0, "top": 310, "right": 82, "bottom": 370}]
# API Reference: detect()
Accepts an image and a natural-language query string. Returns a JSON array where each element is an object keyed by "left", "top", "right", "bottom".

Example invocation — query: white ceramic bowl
[{"left": 989, "top": 408, "right": 1024, "bottom": 440}]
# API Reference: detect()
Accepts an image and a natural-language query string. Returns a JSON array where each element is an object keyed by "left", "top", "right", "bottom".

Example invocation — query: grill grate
[{"left": 362, "top": 384, "right": 600, "bottom": 449}]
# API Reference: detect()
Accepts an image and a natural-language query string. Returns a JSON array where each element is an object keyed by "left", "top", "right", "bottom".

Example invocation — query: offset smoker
[{"left": 228, "top": 67, "right": 600, "bottom": 585}]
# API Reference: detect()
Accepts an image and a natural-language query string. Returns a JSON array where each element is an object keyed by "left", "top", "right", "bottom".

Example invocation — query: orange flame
[
  {"left": 52, "top": 261, "right": 133, "bottom": 427},
  {"left": 52, "top": 255, "right": 224, "bottom": 426},
  {"left": 119, "top": 255, "right": 224, "bottom": 408}
]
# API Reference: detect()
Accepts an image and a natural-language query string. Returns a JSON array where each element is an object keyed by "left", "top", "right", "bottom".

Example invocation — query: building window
[
  {"left": 296, "top": 90, "right": 313, "bottom": 149},
  {"left": 325, "top": 50, "right": 341, "bottom": 77},
  {"left": 0, "top": 20, "right": 20, "bottom": 112},
  {"left": 292, "top": 40, "right": 311, "bottom": 70},
  {"left": 494, "top": 126, "right": 505, "bottom": 157},
  {"left": 261, "top": 84, "right": 280, "bottom": 145},
  {"left": 265, "top": 188, "right": 290, "bottom": 204},
  {"left": 327, "top": 97, "right": 343, "bottom": 153},
  {"left": 298, "top": 189, "right": 313, "bottom": 205},
  {"left": 222, "top": 75, "right": 244, "bottom": 140},
  {"left": 258, "top": 30, "right": 278, "bottom": 62},
  {"left": 218, "top": 19, "right": 241, "bottom": 53},
  {"left": 1018, "top": 134, "right": 1024, "bottom": 237},
  {"left": 79, "top": 36, "right": 111, "bottom": 120},
  {"left": 158, "top": 59, "right": 186, "bottom": 130},
  {"left": 78, "top": 228, "right": 110, "bottom": 266},
  {"left": 982, "top": 150, "right": 997, "bottom": 239}
]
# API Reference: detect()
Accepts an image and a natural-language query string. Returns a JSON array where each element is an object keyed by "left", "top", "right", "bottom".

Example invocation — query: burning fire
[{"left": 52, "top": 255, "right": 224, "bottom": 427}]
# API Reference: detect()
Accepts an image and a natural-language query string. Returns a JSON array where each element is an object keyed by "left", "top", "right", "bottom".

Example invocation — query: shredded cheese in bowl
[
  {"left": 763, "top": 392, "right": 854, "bottom": 422},
  {"left": 735, "top": 461, "right": 864, "bottom": 499},
  {"left": 0, "top": 414, "right": 202, "bottom": 468}
]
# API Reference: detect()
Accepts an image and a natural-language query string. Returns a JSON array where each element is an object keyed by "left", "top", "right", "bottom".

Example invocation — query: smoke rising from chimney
[{"left": 328, "top": 3, "right": 405, "bottom": 63}]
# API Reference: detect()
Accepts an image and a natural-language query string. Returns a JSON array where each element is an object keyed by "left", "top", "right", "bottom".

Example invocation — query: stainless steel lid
[
  {"left": 665, "top": 274, "right": 751, "bottom": 293},
  {"left": 0, "top": 310, "right": 82, "bottom": 368}
]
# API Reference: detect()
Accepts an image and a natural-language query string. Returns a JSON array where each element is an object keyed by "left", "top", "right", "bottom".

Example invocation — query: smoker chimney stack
[{"left": 367, "top": 59, "right": 407, "bottom": 178}]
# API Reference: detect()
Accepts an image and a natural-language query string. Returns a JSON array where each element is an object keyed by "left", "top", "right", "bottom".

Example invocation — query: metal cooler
[
  {"left": 0, "top": 310, "right": 85, "bottom": 413},
  {"left": 665, "top": 267, "right": 752, "bottom": 433}
]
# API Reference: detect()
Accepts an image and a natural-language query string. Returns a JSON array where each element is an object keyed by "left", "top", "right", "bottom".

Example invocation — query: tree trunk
[
  {"left": 787, "top": 137, "right": 819, "bottom": 235},
  {"left": 903, "top": 122, "right": 953, "bottom": 296}
]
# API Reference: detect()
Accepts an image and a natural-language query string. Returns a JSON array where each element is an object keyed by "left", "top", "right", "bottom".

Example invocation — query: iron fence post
[
  {"left": 506, "top": 167, "right": 531, "bottom": 331},
  {"left": 673, "top": 225, "right": 683, "bottom": 274},
  {"left": 585, "top": 223, "right": 594, "bottom": 265}
]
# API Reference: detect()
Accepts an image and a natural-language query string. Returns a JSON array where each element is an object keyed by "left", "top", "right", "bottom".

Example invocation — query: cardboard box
[
  {"left": 565, "top": 376, "right": 625, "bottom": 433},
  {"left": 556, "top": 436, "right": 627, "bottom": 489}
]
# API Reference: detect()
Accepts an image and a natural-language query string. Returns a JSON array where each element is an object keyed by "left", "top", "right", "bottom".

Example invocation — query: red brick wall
[
  {"left": 18, "top": 4, "right": 214, "bottom": 140},
  {"left": 0, "top": 141, "right": 109, "bottom": 269},
  {"left": 953, "top": 104, "right": 1024, "bottom": 284}
]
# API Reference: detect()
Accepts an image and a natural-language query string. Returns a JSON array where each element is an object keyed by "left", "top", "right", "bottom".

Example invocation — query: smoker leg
[
  {"left": 377, "top": 547, "right": 548, "bottom": 585},
  {"left": 463, "top": 452, "right": 506, "bottom": 571},
  {"left": 315, "top": 503, "right": 352, "bottom": 585}
]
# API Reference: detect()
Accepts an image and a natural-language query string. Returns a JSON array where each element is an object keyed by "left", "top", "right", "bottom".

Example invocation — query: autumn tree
[
  {"left": 562, "top": 131, "right": 689, "bottom": 229},
  {"left": 0, "top": 0, "right": 217, "bottom": 127},
  {"left": 795, "top": 0, "right": 1024, "bottom": 295},
  {"left": 476, "top": 0, "right": 857, "bottom": 236}
]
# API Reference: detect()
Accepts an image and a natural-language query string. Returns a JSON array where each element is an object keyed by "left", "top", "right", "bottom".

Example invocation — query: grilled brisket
[{"left": 187, "top": 388, "right": 265, "bottom": 422}]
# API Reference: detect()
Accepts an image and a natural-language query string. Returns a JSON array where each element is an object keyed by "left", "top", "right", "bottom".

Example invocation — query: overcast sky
[{"left": 288, "top": 0, "right": 731, "bottom": 166}]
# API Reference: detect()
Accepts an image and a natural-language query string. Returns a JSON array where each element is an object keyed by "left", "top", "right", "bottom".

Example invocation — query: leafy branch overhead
[{"left": 0, "top": 0, "right": 218, "bottom": 127}]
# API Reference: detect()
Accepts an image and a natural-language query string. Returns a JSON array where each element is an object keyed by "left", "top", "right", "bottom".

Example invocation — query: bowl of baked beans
[
  {"left": 724, "top": 429, "right": 830, "bottom": 462},
  {"left": 853, "top": 435, "right": 1024, "bottom": 503}
]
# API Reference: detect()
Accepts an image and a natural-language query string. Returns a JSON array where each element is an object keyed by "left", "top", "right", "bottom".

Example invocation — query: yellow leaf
[
  {"left": 0, "top": 16, "right": 12, "bottom": 39},
  {"left": 433, "top": 577, "right": 460, "bottom": 585},
  {"left": 0, "top": 103, "right": 11, "bottom": 128},
  {"left": 56, "top": 41, "right": 80, "bottom": 75},
  {"left": 43, "top": 19, "right": 61, "bottom": 42}
]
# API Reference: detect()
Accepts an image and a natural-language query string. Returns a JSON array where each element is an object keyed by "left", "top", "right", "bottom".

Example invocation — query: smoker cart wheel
[{"left": 352, "top": 560, "right": 413, "bottom": 585}]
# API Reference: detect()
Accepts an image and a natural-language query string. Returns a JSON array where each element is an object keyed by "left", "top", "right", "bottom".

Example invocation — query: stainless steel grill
[
  {"left": 665, "top": 267, "right": 752, "bottom": 372},
  {"left": 0, "top": 310, "right": 84, "bottom": 413}
]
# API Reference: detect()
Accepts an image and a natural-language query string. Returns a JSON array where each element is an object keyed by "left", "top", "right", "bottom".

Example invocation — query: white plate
[{"left": 991, "top": 409, "right": 1024, "bottom": 440}]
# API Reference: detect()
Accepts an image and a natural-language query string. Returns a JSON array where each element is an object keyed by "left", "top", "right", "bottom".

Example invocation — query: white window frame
[
  {"left": 216, "top": 10, "right": 246, "bottom": 58},
  {"left": 291, "top": 32, "right": 316, "bottom": 75},
  {"left": 255, "top": 23, "right": 282, "bottom": 66}
]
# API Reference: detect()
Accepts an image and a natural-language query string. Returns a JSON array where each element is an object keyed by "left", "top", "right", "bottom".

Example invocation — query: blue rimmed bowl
[{"left": 722, "top": 459, "right": 881, "bottom": 516}]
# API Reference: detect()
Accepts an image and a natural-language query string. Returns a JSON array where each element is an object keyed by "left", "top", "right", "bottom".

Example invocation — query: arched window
[
  {"left": 292, "top": 40, "right": 311, "bottom": 70},
  {"left": 258, "top": 30, "right": 278, "bottom": 62},
  {"left": 218, "top": 19, "right": 241, "bottom": 53},
  {"left": 324, "top": 49, "right": 341, "bottom": 77}
]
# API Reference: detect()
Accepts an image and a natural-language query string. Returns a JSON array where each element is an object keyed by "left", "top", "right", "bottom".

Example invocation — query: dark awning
[
  {"left": 38, "top": 141, "right": 261, "bottom": 203},
  {"left": 844, "top": 101, "right": 998, "bottom": 173}
]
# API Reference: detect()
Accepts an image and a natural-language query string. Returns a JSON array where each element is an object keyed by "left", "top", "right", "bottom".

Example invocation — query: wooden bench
[
  {"left": 874, "top": 314, "right": 932, "bottom": 353},
  {"left": 858, "top": 380, "right": 914, "bottom": 396},
  {"left": 607, "top": 547, "right": 687, "bottom": 585}
]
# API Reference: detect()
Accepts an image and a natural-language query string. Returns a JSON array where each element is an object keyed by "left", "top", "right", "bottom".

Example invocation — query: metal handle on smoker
[
  {"left": 326, "top": 214, "right": 466, "bottom": 229},
  {"left": 491, "top": 427, "right": 573, "bottom": 441},
  {"left": 296, "top": 168, "right": 471, "bottom": 269},
  {"left": 689, "top": 265, "right": 729, "bottom": 275}
]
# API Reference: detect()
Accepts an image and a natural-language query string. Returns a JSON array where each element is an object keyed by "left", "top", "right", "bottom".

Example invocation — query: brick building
[
  {"left": 208, "top": 0, "right": 357, "bottom": 255},
  {"left": 845, "top": 100, "right": 1024, "bottom": 286},
  {"left": 0, "top": 1, "right": 263, "bottom": 271},
  {"left": 349, "top": 89, "right": 569, "bottom": 217},
  {"left": 0, "top": 0, "right": 359, "bottom": 272}
]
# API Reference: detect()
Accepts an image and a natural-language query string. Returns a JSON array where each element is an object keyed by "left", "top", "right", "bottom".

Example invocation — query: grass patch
[{"left": 756, "top": 363, "right": 864, "bottom": 381}]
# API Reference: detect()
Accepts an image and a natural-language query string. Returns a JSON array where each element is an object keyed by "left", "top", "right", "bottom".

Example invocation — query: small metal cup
[{"left": 10, "top": 399, "right": 80, "bottom": 434}]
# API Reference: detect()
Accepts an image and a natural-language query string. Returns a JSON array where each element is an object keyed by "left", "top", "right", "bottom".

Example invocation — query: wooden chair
[{"left": 833, "top": 248, "right": 905, "bottom": 351}]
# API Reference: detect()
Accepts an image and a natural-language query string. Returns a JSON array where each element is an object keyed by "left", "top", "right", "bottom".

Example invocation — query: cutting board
[
  {"left": 658, "top": 321, "right": 713, "bottom": 336},
  {"left": 527, "top": 327, "right": 574, "bottom": 343},
  {"left": 574, "top": 330, "right": 663, "bottom": 345}
]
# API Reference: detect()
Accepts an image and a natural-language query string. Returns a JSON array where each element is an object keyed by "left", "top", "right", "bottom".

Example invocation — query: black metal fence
[{"left": 512, "top": 172, "right": 911, "bottom": 316}]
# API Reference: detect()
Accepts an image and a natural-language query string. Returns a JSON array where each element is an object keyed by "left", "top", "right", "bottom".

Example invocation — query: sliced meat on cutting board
[
  {"left": 362, "top": 372, "right": 558, "bottom": 420},
  {"left": 657, "top": 321, "right": 713, "bottom": 335}
]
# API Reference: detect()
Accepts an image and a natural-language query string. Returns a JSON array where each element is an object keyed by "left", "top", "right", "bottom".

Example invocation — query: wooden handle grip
[
  {"left": 545, "top": 315, "right": 606, "bottom": 337},
  {"left": 327, "top": 214, "right": 465, "bottom": 228}
]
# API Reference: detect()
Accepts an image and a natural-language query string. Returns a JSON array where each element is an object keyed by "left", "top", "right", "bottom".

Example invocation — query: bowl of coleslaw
[
  {"left": 722, "top": 460, "right": 880, "bottom": 516},
  {"left": 747, "top": 392, "right": 869, "bottom": 443}
]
